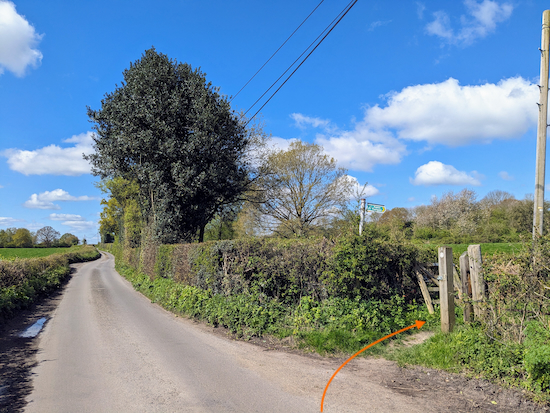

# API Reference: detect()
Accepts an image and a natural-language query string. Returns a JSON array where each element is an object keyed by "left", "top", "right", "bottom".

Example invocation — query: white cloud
[
  {"left": 344, "top": 175, "right": 379, "bottom": 199},
  {"left": 365, "top": 77, "right": 537, "bottom": 146},
  {"left": 61, "top": 220, "right": 96, "bottom": 232},
  {"left": 49, "top": 213, "right": 86, "bottom": 221},
  {"left": 23, "top": 194, "right": 60, "bottom": 210},
  {"left": 426, "top": 0, "right": 513, "bottom": 46},
  {"left": 410, "top": 161, "right": 482, "bottom": 186},
  {"left": 0, "top": 217, "right": 22, "bottom": 227},
  {"left": 266, "top": 136, "right": 298, "bottom": 152},
  {"left": 24, "top": 189, "right": 97, "bottom": 209},
  {"left": 290, "top": 113, "right": 331, "bottom": 130},
  {"left": 288, "top": 75, "right": 535, "bottom": 173},
  {"left": 0, "top": 1, "right": 43, "bottom": 77},
  {"left": 3, "top": 132, "right": 95, "bottom": 176},
  {"left": 498, "top": 171, "right": 514, "bottom": 181},
  {"left": 48, "top": 213, "right": 95, "bottom": 232}
]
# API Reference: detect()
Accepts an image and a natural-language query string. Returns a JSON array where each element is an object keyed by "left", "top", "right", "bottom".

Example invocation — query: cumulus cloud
[
  {"left": 345, "top": 175, "right": 379, "bottom": 199},
  {"left": 316, "top": 129, "right": 406, "bottom": 172},
  {"left": 24, "top": 189, "right": 97, "bottom": 209},
  {"left": 365, "top": 77, "right": 537, "bottom": 146},
  {"left": 266, "top": 136, "right": 298, "bottom": 152},
  {"left": 61, "top": 220, "right": 96, "bottom": 232},
  {"left": 23, "top": 194, "right": 61, "bottom": 210},
  {"left": 48, "top": 213, "right": 95, "bottom": 232},
  {"left": 410, "top": 161, "right": 482, "bottom": 186},
  {"left": 426, "top": 0, "right": 513, "bottom": 46},
  {"left": 290, "top": 76, "right": 535, "bottom": 172},
  {"left": 3, "top": 132, "right": 95, "bottom": 176},
  {"left": 290, "top": 113, "right": 331, "bottom": 130},
  {"left": 0, "top": 1, "right": 43, "bottom": 76}
]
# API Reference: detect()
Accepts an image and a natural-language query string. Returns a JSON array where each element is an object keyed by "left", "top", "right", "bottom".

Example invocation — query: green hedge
[
  {"left": 0, "top": 246, "right": 101, "bottom": 321},
  {"left": 121, "top": 235, "right": 431, "bottom": 306}
]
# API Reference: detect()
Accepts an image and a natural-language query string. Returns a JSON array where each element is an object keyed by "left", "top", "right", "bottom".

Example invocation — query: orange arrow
[{"left": 320, "top": 320, "right": 425, "bottom": 412}]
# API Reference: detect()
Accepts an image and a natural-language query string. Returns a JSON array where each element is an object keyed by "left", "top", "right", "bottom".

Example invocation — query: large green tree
[
  {"left": 85, "top": 48, "right": 252, "bottom": 243},
  {"left": 247, "top": 141, "right": 353, "bottom": 237},
  {"left": 13, "top": 228, "right": 33, "bottom": 248}
]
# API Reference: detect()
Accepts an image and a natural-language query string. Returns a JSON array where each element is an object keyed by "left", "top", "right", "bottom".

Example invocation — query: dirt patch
[{"left": 181, "top": 319, "right": 549, "bottom": 412}]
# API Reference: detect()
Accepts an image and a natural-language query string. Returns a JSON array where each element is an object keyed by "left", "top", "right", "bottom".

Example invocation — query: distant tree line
[
  {"left": 0, "top": 226, "right": 80, "bottom": 248},
  {"left": 373, "top": 189, "right": 541, "bottom": 244}
]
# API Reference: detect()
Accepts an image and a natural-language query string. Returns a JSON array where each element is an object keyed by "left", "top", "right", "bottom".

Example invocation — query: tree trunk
[{"left": 199, "top": 224, "right": 205, "bottom": 243}]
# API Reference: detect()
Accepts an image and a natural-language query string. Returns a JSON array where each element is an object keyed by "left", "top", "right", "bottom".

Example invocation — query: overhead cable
[
  {"left": 243, "top": 0, "right": 359, "bottom": 127},
  {"left": 230, "top": 0, "right": 325, "bottom": 103}
]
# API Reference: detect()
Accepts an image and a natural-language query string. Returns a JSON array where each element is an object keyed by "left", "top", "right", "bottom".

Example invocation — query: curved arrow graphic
[{"left": 320, "top": 320, "right": 426, "bottom": 412}]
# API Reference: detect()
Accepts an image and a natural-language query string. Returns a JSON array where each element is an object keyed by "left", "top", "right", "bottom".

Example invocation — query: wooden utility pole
[{"left": 533, "top": 10, "right": 550, "bottom": 238}]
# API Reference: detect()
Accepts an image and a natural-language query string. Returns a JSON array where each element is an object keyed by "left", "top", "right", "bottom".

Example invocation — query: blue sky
[{"left": 0, "top": 0, "right": 546, "bottom": 243}]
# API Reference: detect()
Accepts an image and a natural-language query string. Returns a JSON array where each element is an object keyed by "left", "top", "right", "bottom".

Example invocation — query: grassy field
[{"left": 0, "top": 245, "right": 85, "bottom": 260}]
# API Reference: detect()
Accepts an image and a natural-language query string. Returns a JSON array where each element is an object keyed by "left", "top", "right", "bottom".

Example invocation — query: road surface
[{"left": 20, "top": 252, "right": 542, "bottom": 412}]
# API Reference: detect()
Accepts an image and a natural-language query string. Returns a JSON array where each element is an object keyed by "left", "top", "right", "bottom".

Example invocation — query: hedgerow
[{"left": 0, "top": 246, "right": 101, "bottom": 321}]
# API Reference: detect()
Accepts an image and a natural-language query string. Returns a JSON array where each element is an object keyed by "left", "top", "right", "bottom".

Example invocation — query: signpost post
[{"left": 359, "top": 199, "right": 366, "bottom": 236}]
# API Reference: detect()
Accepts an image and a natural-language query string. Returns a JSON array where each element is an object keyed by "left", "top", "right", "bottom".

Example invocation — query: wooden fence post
[
  {"left": 468, "top": 244, "right": 484, "bottom": 319},
  {"left": 438, "top": 247, "right": 455, "bottom": 333},
  {"left": 459, "top": 251, "right": 473, "bottom": 323},
  {"left": 415, "top": 267, "right": 434, "bottom": 315}
]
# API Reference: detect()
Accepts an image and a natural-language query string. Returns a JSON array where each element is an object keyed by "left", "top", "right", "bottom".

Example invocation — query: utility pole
[{"left": 533, "top": 10, "right": 550, "bottom": 238}]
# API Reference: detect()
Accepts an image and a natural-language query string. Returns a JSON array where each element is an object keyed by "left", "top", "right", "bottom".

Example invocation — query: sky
[{"left": 0, "top": 0, "right": 547, "bottom": 243}]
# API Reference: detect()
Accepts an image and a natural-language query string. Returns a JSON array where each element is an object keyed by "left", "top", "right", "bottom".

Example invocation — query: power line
[
  {"left": 242, "top": 0, "right": 354, "bottom": 120},
  {"left": 230, "top": 0, "right": 325, "bottom": 103},
  {"left": 243, "top": 0, "right": 359, "bottom": 127}
]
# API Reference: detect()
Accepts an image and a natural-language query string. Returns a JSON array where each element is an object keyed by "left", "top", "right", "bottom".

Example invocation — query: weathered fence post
[
  {"left": 468, "top": 244, "right": 484, "bottom": 319},
  {"left": 459, "top": 251, "right": 473, "bottom": 323},
  {"left": 415, "top": 267, "right": 434, "bottom": 315},
  {"left": 438, "top": 247, "right": 455, "bottom": 333}
]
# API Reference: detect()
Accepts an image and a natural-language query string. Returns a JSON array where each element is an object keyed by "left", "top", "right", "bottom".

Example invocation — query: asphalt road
[{"left": 24, "top": 252, "right": 320, "bottom": 412}]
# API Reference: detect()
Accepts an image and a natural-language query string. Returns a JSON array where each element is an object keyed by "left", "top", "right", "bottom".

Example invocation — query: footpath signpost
[
  {"left": 359, "top": 202, "right": 386, "bottom": 235},
  {"left": 366, "top": 203, "right": 386, "bottom": 213}
]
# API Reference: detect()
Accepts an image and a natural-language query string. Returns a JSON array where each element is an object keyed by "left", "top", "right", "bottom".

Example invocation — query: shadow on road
[{"left": 0, "top": 269, "right": 73, "bottom": 412}]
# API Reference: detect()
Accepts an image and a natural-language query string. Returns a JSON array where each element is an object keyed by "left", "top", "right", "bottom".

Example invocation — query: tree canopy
[
  {"left": 36, "top": 226, "right": 60, "bottom": 247},
  {"left": 85, "top": 48, "right": 252, "bottom": 243},
  {"left": 247, "top": 141, "right": 353, "bottom": 237}
]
